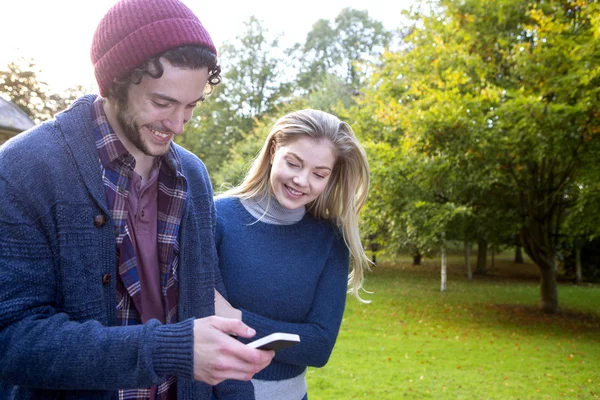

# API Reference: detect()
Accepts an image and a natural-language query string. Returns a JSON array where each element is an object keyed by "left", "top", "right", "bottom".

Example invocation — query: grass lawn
[{"left": 306, "top": 254, "right": 600, "bottom": 399}]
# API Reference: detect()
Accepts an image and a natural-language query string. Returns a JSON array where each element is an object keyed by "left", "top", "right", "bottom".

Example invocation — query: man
[{"left": 0, "top": 0, "right": 273, "bottom": 399}]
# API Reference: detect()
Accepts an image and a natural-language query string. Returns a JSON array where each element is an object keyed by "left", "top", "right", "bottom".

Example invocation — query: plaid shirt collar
[{"left": 91, "top": 97, "right": 185, "bottom": 400}]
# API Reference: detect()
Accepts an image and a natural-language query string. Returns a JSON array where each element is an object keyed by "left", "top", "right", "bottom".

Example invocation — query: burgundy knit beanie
[{"left": 91, "top": 0, "right": 217, "bottom": 97}]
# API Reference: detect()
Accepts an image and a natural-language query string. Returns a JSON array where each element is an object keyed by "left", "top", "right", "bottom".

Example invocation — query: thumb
[{"left": 211, "top": 316, "right": 256, "bottom": 339}]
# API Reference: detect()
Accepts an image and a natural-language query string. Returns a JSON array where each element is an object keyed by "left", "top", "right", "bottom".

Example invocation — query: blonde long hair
[{"left": 223, "top": 109, "right": 371, "bottom": 301}]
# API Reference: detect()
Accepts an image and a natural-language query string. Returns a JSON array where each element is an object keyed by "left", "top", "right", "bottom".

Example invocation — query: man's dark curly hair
[{"left": 109, "top": 45, "right": 221, "bottom": 106}]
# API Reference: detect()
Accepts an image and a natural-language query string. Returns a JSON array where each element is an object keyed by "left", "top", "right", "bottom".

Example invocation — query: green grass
[{"left": 306, "top": 256, "right": 600, "bottom": 399}]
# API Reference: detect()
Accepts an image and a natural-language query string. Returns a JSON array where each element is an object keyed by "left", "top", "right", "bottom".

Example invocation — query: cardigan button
[
  {"left": 102, "top": 273, "right": 111, "bottom": 285},
  {"left": 94, "top": 214, "right": 106, "bottom": 227}
]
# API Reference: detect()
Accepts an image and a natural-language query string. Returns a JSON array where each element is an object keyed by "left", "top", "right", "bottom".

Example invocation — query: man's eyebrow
[
  {"left": 150, "top": 93, "right": 205, "bottom": 104},
  {"left": 287, "top": 152, "right": 332, "bottom": 171}
]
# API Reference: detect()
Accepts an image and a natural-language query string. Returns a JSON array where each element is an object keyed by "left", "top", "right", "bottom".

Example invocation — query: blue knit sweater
[
  {"left": 215, "top": 197, "right": 349, "bottom": 381},
  {"left": 0, "top": 95, "right": 249, "bottom": 400}
]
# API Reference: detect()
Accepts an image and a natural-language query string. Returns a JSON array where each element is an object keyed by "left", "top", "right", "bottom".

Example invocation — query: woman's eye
[
  {"left": 314, "top": 174, "right": 325, "bottom": 179},
  {"left": 286, "top": 161, "right": 299, "bottom": 168}
]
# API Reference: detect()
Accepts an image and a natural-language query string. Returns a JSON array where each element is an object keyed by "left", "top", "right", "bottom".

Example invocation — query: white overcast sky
[{"left": 1, "top": 0, "right": 411, "bottom": 94}]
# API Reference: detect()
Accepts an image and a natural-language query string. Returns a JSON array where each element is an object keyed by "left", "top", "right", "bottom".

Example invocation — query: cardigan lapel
[{"left": 56, "top": 95, "right": 110, "bottom": 215}]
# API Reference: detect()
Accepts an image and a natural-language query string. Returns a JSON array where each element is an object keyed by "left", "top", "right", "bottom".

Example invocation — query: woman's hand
[{"left": 215, "top": 289, "right": 242, "bottom": 320}]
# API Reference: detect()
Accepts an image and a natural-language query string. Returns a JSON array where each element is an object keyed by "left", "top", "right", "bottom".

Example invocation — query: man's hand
[
  {"left": 193, "top": 316, "right": 274, "bottom": 385},
  {"left": 214, "top": 289, "right": 242, "bottom": 320}
]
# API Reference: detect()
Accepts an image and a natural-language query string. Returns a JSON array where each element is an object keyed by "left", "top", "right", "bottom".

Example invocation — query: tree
[
  {"left": 473, "top": 0, "right": 600, "bottom": 312},
  {"left": 0, "top": 57, "right": 83, "bottom": 123},
  {"left": 219, "top": 16, "right": 292, "bottom": 119},
  {"left": 177, "top": 16, "right": 292, "bottom": 181},
  {"left": 188, "top": 10, "right": 394, "bottom": 188},
  {"left": 562, "top": 143, "right": 600, "bottom": 282},
  {"left": 305, "top": 74, "right": 358, "bottom": 115},
  {"left": 351, "top": 0, "right": 600, "bottom": 313},
  {"left": 291, "top": 8, "right": 391, "bottom": 93}
]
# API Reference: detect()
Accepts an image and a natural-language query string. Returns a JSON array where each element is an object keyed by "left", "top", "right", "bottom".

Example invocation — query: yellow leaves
[
  {"left": 384, "top": 112, "right": 397, "bottom": 126},
  {"left": 528, "top": 8, "right": 545, "bottom": 25},
  {"left": 479, "top": 86, "right": 501, "bottom": 103},
  {"left": 437, "top": 70, "right": 470, "bottom": 90},
  {"left": 593, "top": 14, "right": 600, "bottom": 40},
  {"left": 461, "top": 14, "right": 475, "bottom": 24}
]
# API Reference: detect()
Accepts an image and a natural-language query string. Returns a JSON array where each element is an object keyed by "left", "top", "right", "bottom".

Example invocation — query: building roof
[{"left": 0, "top": 97, "right": 35, "bottom": 132}]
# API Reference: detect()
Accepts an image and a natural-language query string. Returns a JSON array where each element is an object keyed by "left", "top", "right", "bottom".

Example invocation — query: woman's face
[{"left": 269, "top": 136, "right": 337, "bottom": 210}]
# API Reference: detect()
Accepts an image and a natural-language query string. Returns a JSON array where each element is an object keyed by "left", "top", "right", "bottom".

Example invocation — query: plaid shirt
[{"left": 92, "top": 97, "right": 187, "bottom": 399}]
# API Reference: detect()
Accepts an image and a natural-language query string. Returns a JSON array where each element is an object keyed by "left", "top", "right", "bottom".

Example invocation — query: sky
[{"left": 1, "top": 0, "right": 411, "bottom": 94}]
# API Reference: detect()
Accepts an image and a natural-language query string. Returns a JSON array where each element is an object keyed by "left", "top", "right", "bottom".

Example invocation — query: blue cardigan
[
  {"left": 0, "top": 95, "right": 247, "bottom": 399},
  {"left": 215, "top": 197, "right": 349, "bottom": 381}
]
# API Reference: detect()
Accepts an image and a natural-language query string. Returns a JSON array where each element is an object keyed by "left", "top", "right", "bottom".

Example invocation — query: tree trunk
[
  {"left": 491, "top": 248, "right": 495, "bottom": 271},
  {"left": 520, "top": 229, "right": 560, "bottom": 314},
  {"left": 575, "top": 247, "right": 582, "bottom": 284},
  {"left": 476, "top": 238, "right": 487, "bottom": 275},
  {"left": 413, "top": 252, "right": 422, "bottom": 266},
  {"left": 515, "top": 164, "right": 565, "bottom": 314},
  {"left": 464, "top": 239, "right": 472, "bottom": 281},
  {"left": 539, "top": 260, "right": 559, "bottom": 313},
  {"left": 441, "top": 238, "right": 447, "bottom": 292},
  {"left": 371, "top": 252, "right": 377, "bottom": 267},
  {"left": 514, "top": 244, "right": 524, "bottom": 264}
]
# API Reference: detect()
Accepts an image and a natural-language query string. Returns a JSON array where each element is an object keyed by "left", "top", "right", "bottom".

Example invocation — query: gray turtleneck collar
[{"left": 240, "top": 194, "right": 305, "bottom": 225}]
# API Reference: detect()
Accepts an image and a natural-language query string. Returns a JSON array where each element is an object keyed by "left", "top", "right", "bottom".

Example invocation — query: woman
[{"left": 214, "top": 109, "right": 370, "bottom": 399}]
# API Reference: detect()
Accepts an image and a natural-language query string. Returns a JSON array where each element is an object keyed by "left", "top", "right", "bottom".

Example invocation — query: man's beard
[{"left": 115, "top": 103, "right": 170, "bottom": 157}]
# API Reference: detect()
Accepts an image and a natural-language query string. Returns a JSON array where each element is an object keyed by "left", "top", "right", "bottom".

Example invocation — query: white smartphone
[{"left": 247, "top": 332, "right": 300, "bottom": 351}]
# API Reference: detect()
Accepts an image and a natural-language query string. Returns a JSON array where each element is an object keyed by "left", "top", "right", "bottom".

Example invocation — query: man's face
[{"left": 115, "top": 58, "right": 209, "bottom": 158}]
